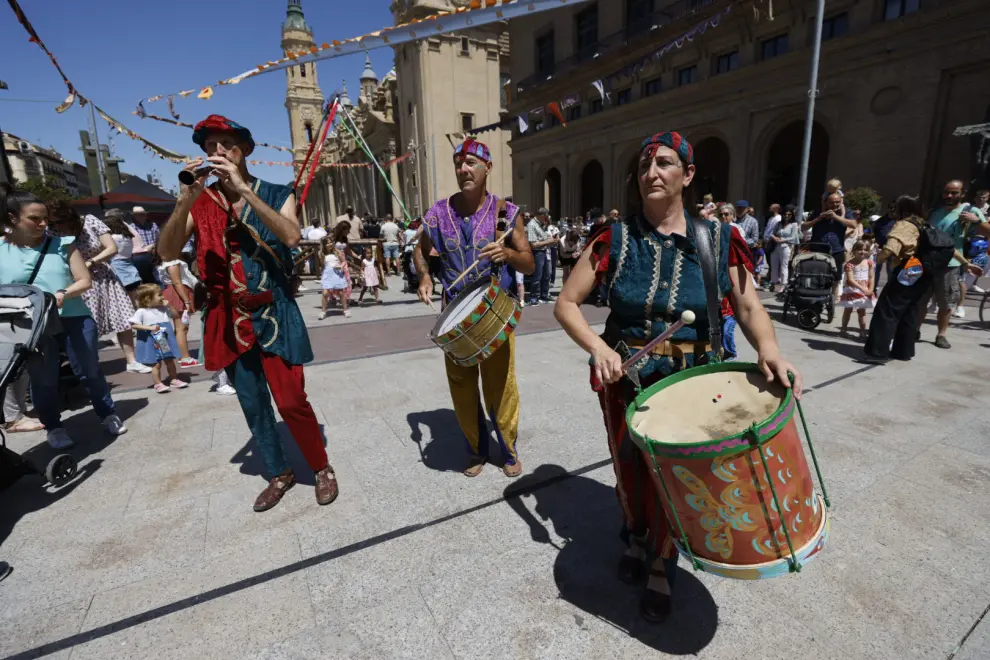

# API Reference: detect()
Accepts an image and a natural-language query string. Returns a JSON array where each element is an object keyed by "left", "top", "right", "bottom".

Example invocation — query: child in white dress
[
  {"left": 838, "top": 241, "right": 876, "bottom": 338},
  {"left": 358, "top": 247, "right": 382, "bottom": 305}
]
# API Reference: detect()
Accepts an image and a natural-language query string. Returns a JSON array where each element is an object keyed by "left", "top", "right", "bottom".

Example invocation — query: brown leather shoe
[
  {"left": 314, "top": 466, "right": 339, "bottom": 506},
  {"left": 254, "top": 470, "right": 296, "bottom": 512}
]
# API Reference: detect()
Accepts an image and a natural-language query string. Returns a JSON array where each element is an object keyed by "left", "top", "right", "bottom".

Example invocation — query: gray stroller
[{"left": 0, "top": 284, "right": 77, "bottom": 490}]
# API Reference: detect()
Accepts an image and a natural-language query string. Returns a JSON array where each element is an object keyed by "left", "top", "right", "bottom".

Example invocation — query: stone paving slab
[{"left": 2, "top": 297, "right": 990, "bottom": 659}]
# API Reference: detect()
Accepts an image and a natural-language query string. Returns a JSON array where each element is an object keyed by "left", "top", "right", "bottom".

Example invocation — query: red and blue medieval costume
[{"left": 193, "top": 175, "right": 328, "bottom": 479}]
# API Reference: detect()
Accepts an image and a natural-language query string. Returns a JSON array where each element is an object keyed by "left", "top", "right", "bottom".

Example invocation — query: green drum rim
[{"left": 625, "top": 361, "right": 796, "bottom": 459}]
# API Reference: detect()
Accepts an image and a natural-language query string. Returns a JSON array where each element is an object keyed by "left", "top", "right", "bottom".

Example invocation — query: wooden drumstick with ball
[{"left": 622, "top": 310, "right": 697, "bottom": 389}]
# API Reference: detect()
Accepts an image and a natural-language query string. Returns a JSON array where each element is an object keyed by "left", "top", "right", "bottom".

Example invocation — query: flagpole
[
  {"left": 338, "top": 102, "right": 411, "bottom": 222},
  {"left": 795, "top": 0, "right": 826, "bottom": 219}
]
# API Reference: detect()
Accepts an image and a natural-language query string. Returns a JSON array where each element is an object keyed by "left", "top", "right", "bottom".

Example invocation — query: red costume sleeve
[
  {"left": 586, "top": 227, "right": 612, "bottom": 288},
  {"left": 728, "top": 225, "right": 754, "bottom": 273},
  {"left": 722, "top": 225, "right": 754, "bottom": 318}
]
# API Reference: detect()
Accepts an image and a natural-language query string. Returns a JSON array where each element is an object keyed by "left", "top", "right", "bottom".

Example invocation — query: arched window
[
  {"left": 305, "top": 122, "right": 314, "bottom": 144},
  {"left": 300, "top": 64, "right": 306, "bottom": 78}
]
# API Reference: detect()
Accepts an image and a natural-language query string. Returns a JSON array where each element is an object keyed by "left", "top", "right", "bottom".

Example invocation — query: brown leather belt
[{"left": 626, "top": 339, "right": 712, "bottom": 359}]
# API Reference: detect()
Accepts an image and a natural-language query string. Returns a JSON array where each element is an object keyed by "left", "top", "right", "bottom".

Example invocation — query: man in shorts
[
  {"left": 919, "top": 179, "right": 988, "bottom": 348},
  {"left": 380, "top": 214, "right": 401, "bottom": 276}
]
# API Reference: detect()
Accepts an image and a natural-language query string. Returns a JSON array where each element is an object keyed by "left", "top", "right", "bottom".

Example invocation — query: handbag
[
  {"left": 25, "top": 234, "right": 64, "bottom": 337},
  {"left": 691, "top": 218, "right": 724, "bottom": 361}
]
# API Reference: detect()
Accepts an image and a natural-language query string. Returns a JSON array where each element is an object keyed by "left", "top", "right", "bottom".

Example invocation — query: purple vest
[{"left": 422, "top": 193, "right": 519, "bottom": 303}]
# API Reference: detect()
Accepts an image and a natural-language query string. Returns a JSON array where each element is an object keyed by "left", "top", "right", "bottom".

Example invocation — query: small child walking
[
  {"left": 358, "top": 247, "right": 382, "bottom": 305},
  {"left": 838, "top": 240, "right": 876, "bottom": 338},
  {"left": 319, "top": 240, "right": 351, "bottom": 319},
  {"left": 129, "top": 284, "right": 189, "bottom": 393}
]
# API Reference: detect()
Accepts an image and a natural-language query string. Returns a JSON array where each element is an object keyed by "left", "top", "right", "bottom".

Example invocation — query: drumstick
[
  {"left": 447, "top": 231, "right": 511, "bottom": 291},
  {"left": 621, "top": 310, "right": 697, "bottom": 372}
]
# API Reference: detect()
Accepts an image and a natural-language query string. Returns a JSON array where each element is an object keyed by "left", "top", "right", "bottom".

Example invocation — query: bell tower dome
[{"left": 282, "top": 0, "right": 324, "bottom": 170}]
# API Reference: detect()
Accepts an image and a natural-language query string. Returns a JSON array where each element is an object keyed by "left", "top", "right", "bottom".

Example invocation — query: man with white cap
[{"left": 129, "top": 205, "right": 159, "bottom": 284}]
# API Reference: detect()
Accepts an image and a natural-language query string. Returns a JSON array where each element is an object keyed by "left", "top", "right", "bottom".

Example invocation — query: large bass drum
[{"left": 626, "top": 362, "right": 829, "bottom": 580}]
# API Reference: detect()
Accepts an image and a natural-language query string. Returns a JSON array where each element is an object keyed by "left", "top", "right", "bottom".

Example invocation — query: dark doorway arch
[
  {"left": 544, "top": 168, "right": 562, "bottom": 220},
  {"left": 580, "top": 160, "right": 604, "bottom": 213},
  {"left": 624, "top": 154, "right": 641, "bottom": 218},
  {"left": 692, "top": 137, "right": 730, "bottom": 203},
  {"left": 764, "top": 121, "right": 829, "bottom": 211}
]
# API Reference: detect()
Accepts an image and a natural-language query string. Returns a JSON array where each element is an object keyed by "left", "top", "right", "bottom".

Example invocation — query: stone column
[{"left": 387, "top": 139, "right": 402, "bottom": 220}]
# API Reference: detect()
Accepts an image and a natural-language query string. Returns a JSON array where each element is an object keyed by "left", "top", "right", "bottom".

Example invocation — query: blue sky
[{"left": 1, "top": 0, "right": 396, "bottom": 188}]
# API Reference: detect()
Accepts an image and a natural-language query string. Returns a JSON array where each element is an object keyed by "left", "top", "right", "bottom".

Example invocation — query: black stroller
[
  {"left": 779, "top": 243, "right": 838, "bottom": 330},
  {"left": 0, "top": 284, "right": 77, "bottom": 491}
]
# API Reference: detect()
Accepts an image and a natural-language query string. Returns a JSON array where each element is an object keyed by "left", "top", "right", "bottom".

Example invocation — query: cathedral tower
[{"left": 282, "top": 0, "right": 324, "bottom": 170}]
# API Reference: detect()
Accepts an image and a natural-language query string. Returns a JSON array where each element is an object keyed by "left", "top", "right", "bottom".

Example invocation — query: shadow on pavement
[
  {"left": 801, "top": 337, "right": 867, "bottom": 360},
  {"left": 504, "top": 464, "right": 718, "bottom": 655},
  {"left": 407, "top": 408, "right": 474, "bottom": 473},
  {"left": 229, "top": 422, "right": 328, "bottom": 486},
  {"left": 0, "top": 458, "right": 102, "bottom": 548}
]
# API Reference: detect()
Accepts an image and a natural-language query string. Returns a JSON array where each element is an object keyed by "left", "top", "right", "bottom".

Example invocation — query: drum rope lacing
[{"left": 641, "top": 370, "right": 831, "bottom": 575}]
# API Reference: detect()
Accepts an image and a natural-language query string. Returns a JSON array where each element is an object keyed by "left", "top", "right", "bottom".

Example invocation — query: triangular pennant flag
[
  {"left": 518, "top": 113, "right": 529, "bottom": 134},
  {"left": 197, "top": 86, "right": 214, "bottom": 100},
  {"left": 55, "top": 92, "right": 75, "bottom": 114},
  {"left": 592, "top": 80, "right": 606, "bottom": 103},
  {"left": 547, "top": 102, "right": 566, "bottom": 127}
]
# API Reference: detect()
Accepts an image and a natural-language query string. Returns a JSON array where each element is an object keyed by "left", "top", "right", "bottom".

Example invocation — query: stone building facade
[
  {"left": 323, "top": 63, "right": 406, "bottom": 220},
  {"left": 282, "top": 0, "right": 515, "bottom": 224},
  {"left": 392, "top": 0, "right": 514, "bottom": 215},
  {"left": 3, "top": 132, "right": 91, "bottom": 197},
  {"left": 506, "top": 0, "right": 990, "bottom": 219},
  {"left": 281, "top": 0, "right": 336, "bottom": 225}
]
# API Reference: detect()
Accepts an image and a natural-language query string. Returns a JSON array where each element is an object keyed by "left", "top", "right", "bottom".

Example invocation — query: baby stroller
[
  {"left": 779, "top": 243, "right": 837, "bottom": 330},
  {"left": 0, "top": 284, "right": 77, "bottom": 490}
]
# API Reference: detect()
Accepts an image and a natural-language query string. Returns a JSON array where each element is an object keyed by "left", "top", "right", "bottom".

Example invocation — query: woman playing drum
[{"left": 554, "top": 131, "right": 803, "bottom": 623}]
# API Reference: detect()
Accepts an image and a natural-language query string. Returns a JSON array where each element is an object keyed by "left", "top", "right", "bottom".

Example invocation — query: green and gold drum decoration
[
  {"left": 626, "top": 362, "right": 830, "bottom": 580},
  {"left": 429, "top": 276, "right": 521, "bottom": 366}
]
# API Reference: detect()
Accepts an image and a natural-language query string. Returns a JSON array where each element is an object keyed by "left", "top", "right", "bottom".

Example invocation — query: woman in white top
[
  {"left": 157, "top": 257, "right": 201, "bottom": 368},
  {"left": 102, "top": 209, "right": 144, "bottom": 294}
]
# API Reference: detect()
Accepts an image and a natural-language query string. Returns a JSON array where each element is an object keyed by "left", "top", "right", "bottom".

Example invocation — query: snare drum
[
  {"left": 429, "top": 277, "right": 521, "bottom": 367},
  {"left": 626, "top": 362, "right": 829, "bottom": 580}
]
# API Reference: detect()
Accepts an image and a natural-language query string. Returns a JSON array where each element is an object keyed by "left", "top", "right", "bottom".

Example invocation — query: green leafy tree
[
  {"left": 13, "top": 177, "right": 73, "bottom": 204},
  {"left": 844, "top": 187, "right": 882, "bottom": 220}
]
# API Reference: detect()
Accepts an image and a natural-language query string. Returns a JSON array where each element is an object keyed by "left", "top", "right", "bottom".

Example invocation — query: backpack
[{"left": 912, "top": 220, "right": 955, "bottom": 274}]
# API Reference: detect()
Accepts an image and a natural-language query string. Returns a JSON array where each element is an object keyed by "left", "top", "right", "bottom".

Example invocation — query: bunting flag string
[
  {"left": 132, "top": 103, "right": 293, "bottom": 152},
  {"left": 136, "top": 0, "right": 591, "bottom": 109},
  {"left": 510, "top": 3, "right": 736, "bottom": 135},
  {"left": 246, "top": 150, "right": 412, "bottom": 170},
  {"left": 6, "top": 0, "right": 191, "bottom": 163}
]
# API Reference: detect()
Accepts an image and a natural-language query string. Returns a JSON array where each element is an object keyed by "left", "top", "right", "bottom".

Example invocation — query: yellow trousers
[{"left": 444, "top": 334, "right": 520, "bottom": 464}]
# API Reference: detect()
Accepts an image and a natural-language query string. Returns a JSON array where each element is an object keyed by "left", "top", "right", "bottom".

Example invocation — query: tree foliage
[
  {"left": 844, "top": 187, "right": 883, "bottom": 219},
  {"left": 13, "top": 177, "right": 75, "bottom": 203}
]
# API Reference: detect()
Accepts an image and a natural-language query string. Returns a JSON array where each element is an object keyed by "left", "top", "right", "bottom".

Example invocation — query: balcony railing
[{"left": 516, "top": 0, "right": 718, "bottom": 95}]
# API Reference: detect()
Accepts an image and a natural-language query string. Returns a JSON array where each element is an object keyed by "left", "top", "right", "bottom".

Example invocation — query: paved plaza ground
[{"left": 1, "top": 271, "right": 989, "bottom": 659}]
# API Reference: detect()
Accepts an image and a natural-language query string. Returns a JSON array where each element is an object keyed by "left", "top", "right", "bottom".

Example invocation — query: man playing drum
[
  {"left": 415, "top": 139, "right": 535, "bottom": 477},
  {"left": 554, "top": 131, "right": 802, "bottom": 622}
]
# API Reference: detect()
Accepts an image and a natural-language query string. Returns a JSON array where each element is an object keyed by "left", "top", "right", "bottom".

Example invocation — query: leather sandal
[
  {"left": 314, "top": 466, "right": 339, "bottom": 506},
  {"left": 617, "top": 536, "right": 648, "bottom": 585},
  {"left": 502, "top": 459, "right": 523, "bottom": 478},
  {"left": 253, "top": 470, "right": 296, "bottom": 512},
  {"left": 463, "top": 458, "right": 485, "bottom": 477},
  {"left": 639, "top": 565, "right": 673, "bottom": 623}
]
